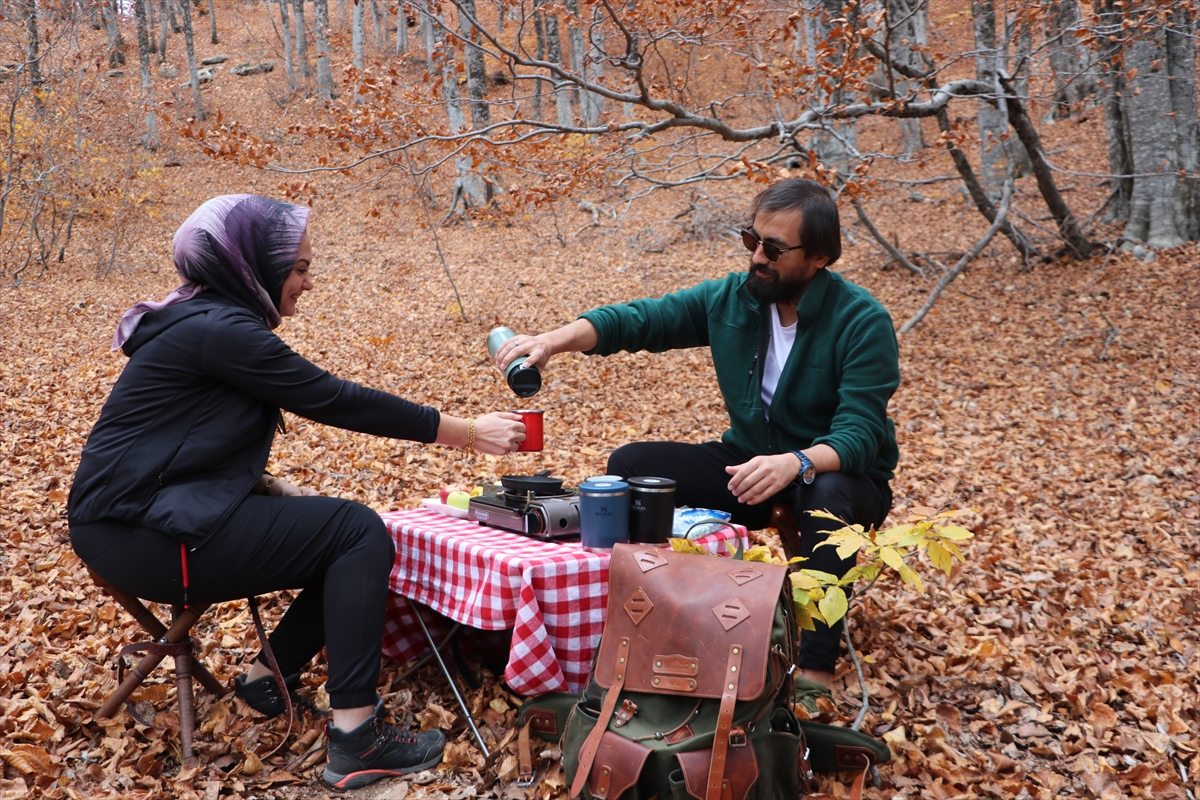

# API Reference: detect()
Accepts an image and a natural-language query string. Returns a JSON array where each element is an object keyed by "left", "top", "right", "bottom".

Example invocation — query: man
[{"left": 494, "top": 178, "right": 900, "bottom": 694}]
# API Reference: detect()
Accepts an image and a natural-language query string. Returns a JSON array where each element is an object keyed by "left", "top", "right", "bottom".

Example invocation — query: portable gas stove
[{"left": 468, "top": 489, "right": 581, "bottom": 541}]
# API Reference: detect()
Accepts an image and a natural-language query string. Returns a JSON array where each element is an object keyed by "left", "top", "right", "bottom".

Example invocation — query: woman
[{"left": 68, "top": 195, "right": 525, "bottom": 790}]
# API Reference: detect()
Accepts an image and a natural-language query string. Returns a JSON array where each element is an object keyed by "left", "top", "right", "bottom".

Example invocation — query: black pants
[
  {"left": 70, "top": 494, "right": 394, "bottom": 709},
  {"left": 608, "top": 440, "right": 891, "bottom": 673}
]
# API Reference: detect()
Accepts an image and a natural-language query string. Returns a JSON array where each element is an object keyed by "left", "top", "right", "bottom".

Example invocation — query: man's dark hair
[{"left": 748, "top": 178, "right": 841, "bottom": 266}]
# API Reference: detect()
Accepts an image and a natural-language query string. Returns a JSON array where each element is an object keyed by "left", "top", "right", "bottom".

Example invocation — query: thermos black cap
[{"left": 507, "top": 364, "right": 542, "bottom": 398}]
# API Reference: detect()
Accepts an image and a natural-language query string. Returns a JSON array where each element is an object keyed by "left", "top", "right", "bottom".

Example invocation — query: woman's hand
[
  {"left": 471, "top": 411, "right": 527, "bottom": 455},
  {"left": 258, "top": 474, "right": 320, "bottom": 497},
  {"left": 275, "top": 479, "right": 320, "bottom": 497}
]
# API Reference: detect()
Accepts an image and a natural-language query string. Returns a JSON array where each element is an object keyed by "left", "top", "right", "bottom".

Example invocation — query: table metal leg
[
  {"left": 390, "top": 621, "right": 463, "bottom": 690},
  {"left": 405, "top": 598, "right": 491, "bottom": 759}
]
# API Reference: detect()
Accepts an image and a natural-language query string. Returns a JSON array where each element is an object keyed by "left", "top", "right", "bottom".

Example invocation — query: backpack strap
[
  {"left": 516, "top": 693, "right": 577, "bottom": 786},
  {"left": 705, "top": 643, "right": 744, "bottom": 800},
  {"left": 570, "top": 637, "right": 630, "bottom": 799}
]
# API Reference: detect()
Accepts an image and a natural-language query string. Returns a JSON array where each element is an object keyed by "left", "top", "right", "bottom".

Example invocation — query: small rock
[
  {"left": 907, "top": 191, "right": 927, "bottom": 203},
  {"left": 105, "top": 69, "right": 125, "bottom": 78},
  {"left": 158, "top": 64, "right": 179, "bottom": 79},
  {"left": 989, "top": 315, "right": 1002, "bottom": 324},
  {"left": 1003, "top": 285, "right": 1015, "bottom": 292},
  {"left": 231, "top": 61, "right": 275, "bottom": 76},
  {"left": 1140, "top": 474, "right": 1160, "bottom": 486},
  {"left": 1022, "top": 571, "right": 1052, "bottom": 583},
  {"left": 200, "top": 54, "right": 228, "bottom": 65},
  {"left": 1130, "top": 244, "right": 1147, "bottom": 260}
]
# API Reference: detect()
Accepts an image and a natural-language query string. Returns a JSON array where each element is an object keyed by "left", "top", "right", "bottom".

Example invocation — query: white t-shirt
[{"left": 761, "top": 303, "right": 796, "bottom": 419}]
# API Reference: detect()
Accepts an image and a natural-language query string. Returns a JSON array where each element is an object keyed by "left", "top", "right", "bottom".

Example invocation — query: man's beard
[{"left": 746, "top": 261, "right": 807, "bottom": 305}]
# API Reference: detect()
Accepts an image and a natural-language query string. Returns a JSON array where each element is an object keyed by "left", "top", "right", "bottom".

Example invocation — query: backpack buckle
[{"left": 728, "top": 725, "right": 747, "bottom": 747}]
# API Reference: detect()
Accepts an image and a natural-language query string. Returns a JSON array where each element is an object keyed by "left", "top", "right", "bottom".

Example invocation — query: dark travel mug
[
  {"left": 627, "top": 477, "right": 677, "bottom": 544},
  {"left": 578, "top": 479, "right": 630, "bottom": 552}
]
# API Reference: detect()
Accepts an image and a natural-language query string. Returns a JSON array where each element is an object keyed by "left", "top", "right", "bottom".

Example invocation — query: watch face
[{"left": 802, "top": 465, "right": 816, "bottom": 484}]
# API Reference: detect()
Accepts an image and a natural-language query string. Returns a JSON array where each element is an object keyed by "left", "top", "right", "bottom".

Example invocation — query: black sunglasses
[{"left": 740, "top": 229, "right": 804, "bottom": 263}]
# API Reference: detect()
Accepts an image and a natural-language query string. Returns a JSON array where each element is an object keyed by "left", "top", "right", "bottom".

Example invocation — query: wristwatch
[{"left": 791, "top": 450, "right": 816, "bottom": 485}]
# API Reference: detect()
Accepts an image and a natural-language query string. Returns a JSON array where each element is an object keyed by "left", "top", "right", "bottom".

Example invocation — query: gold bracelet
[
  {"left": 264, "top": 475, "right": 277, "bottom": 495},
  {"left": 466, "top": 419, "right": 476, "bottom": 451}
]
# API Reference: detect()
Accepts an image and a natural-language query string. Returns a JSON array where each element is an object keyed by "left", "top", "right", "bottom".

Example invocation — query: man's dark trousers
[{"left": 608, "top": 440, "right": 891, "bottom": 673}]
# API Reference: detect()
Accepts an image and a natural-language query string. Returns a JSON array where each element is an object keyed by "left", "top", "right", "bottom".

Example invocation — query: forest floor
[{"left": 2, "top": 2, "right": 1199, "bottom": 799}]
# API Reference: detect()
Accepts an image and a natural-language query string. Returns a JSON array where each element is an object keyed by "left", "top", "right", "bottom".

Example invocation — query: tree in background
[{"left": 6, "top": 0, "right": 1199, "bottom": 295}]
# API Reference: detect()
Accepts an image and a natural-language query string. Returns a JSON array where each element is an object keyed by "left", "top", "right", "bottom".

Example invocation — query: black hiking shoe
[
  {"left": 233, "top": 672, "right": 326, "bottom": 719},
  {"left": 323, "top": 705, "right": 446, "bottom": 790}
]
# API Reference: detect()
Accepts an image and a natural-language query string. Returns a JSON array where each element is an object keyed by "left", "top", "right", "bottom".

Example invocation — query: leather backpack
[{"left": 562, "top": 543, "right": 809, "bottom": 800}]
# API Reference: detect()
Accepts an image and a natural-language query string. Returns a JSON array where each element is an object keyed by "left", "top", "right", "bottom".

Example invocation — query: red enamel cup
[{"left": 515, "top": 410, "right": 544, "bottom": 452}]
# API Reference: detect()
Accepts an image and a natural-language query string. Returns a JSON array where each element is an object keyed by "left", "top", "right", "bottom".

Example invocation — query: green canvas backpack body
[{"left": 561, "top": 544, "right": 810, "bottom": 800}]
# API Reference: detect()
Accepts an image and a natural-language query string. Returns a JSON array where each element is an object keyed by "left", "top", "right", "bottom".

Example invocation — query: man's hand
[
  {"left": 495, "top": 333, "right": 555, "bottom": 370},
  {"left": 494, "top": 319, "right": 600, "bottom": 371},
  {"left": 725, "top": 454, "right": 801, "bottom": 505}
]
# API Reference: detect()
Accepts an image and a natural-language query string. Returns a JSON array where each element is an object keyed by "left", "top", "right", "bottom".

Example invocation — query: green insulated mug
[{"left": 487, "top": 326, "right": 542, "bottom": 398}]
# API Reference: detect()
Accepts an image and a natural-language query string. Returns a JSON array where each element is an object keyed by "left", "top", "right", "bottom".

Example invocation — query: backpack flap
[
  {"left": 594, "top": 545, "right": 787, "bottom": 702},
  {"left": 677, "top": 739, "right": 759, "bottom": 800},
  {"left": 587, "top": 732, "right": 652, "bottom": 800}
]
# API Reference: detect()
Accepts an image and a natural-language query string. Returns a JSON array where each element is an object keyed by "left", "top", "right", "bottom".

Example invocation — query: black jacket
[{"left": 68, "top": 295, "right": 440, "bottom": 548}]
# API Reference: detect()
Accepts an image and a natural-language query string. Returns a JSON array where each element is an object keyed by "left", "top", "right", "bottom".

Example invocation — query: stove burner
[{"left": 469, "top": 489, "right": 581, "bottom": 540}]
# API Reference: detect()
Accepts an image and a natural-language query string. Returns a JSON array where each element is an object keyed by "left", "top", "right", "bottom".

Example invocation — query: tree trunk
[
  {"left": 313, "top": 0, "right": 334, "bottom": 100},
  {"left": 564, "top": 0, "right": 585, "bottom": 106},
  {"left": 369, "top": 0, "right": 385, "bottom": 49},
  {"left": 882, "top": 0, "right": 927, "bottom": 156},
  {"left": 396, "top": 0, "right": 408, "bottom": 55},
  {"left": 533, "top": 4, "right": 545, "bottom": 120},
  {"left": 457, "top": 0, "right": 490, "bottom": 130},
  {"left": 353, "top": 0, "right": 365, "bottom": 70},
  {"left": 206, "top": 0, "right": 217, "bottom": 44},
  {"left": 292, "top": 0, "right": 312, "bottom": 77},
  {"left": 418, "top": 0, "right": 435, "bottom": 65},
  {"left": 1094, "top": 0, "right": 1131, "bottom": 222},
  {"left": 970, "top": 0, "right": 1023, "bottom": 193},
  {"left": 101, "top": 0, "right": 126, "bottom": 66},
  {"left": 432, "top": 12, "right": 488, "bottom": 209},
  {"left": 22, "top": 0, "right": 43, "bottom": 102},
  {"left": 158, "top": 0, "right": 170, "bottom": 61},
  {"left": 1118, "top": 7, "right": 1199, "bottom": 247},
  {"left": 582, "top": 4, "right": 606, "bottom": 127},
  {"left": 807, "top": 0, "right": 857, "bottom": 176},
  {"left": 167, "top": 0, "right": 181, "bottom": 33},
  {"left": 277, "top": 0, "right": 296, "bottom": 91},
  {"left": 134, "top": 0, "right": 160, "bottom": 149},
  {"left": 1046, "top": 0, "right": 1095, "bottom": 119},
  {"left": 544, "top": 9, "right": 571, "bottom": 125},
  {"left": 179, "top": 0, "right": 205, "bottom": 119}
]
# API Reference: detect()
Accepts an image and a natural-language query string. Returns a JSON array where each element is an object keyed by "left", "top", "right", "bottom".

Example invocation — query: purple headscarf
[{"left": 112, "top": 194, "right": 311, "bottom": 350}]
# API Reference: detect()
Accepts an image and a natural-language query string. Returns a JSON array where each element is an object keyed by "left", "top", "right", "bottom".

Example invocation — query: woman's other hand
[
  {"left": 471, "top": 412, "right": 526, "bottom": 455},
  {"left": 276, "top": 479, "right": 321, "bottom": 497}
]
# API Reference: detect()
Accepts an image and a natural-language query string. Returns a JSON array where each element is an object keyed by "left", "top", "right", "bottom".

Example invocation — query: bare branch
[
  {"left": 900, "top": 177, "right": 1014, "bottom": 334},
  {"left": 851, "top": 197, "right": 925, "bottom": 277}
]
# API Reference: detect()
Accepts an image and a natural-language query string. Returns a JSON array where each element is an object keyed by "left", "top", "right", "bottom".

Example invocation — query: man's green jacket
[{"left": 579, "top": 269, "right": 900, "bottom": 481}]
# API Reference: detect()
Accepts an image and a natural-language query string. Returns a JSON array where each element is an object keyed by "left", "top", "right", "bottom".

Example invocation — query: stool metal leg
[{"left": 405, "top": 599, "right": 490, "bottom": 759}]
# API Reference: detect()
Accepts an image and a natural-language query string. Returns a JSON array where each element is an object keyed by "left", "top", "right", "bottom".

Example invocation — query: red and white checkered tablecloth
[{"left": 380, "top": 508, "right": 749, "bottom": 697}]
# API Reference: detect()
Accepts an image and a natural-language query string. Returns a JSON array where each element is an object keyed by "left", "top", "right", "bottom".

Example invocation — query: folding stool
[{"left": 90, "top": 569, "right": 227, "bottom": 765}]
